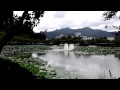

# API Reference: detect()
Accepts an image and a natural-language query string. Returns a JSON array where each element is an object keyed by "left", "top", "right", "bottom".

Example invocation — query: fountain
[
  {"left": 64, "top": 43, "right": 69, "bottom": 50},
  {"left": 69, "top": 44, "right": 74, "bottom": 50},
  {"left": 64, "top": 43, "right": 74, "bottom": 50}
]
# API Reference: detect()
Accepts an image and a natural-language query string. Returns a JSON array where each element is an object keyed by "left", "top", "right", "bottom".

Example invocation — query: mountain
[{"left": 45, "top": 27, "right": 115, "bottom": 39}]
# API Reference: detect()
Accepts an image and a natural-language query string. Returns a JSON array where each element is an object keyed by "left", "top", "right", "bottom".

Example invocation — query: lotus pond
[
  {"left": 1, "top": 45, "right": 120, "bottom": 79},
  {"left": 0, "top": 45, "right": 86, "bottom": 79},
  {"left": 74, "top": 46, "right": 120, "bottom": 55}
]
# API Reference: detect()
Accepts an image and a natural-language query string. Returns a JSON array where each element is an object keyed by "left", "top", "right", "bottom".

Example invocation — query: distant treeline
[
  {"left": 0, "top": 31, "right": 46, "bottom": 45},
  {"left": 43, "top": 37, "right": 120, "bottom": 46},
  {"left": 1, "top": 31, "right": 120, "bottom": 46}
]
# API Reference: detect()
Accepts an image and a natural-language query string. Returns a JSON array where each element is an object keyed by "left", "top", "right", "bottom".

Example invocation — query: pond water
[{"left": 32, "top": 48, "right": 120, "bottom": 79}]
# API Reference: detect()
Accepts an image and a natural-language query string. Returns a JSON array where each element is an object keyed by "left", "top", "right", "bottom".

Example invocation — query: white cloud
[
  {"left": 14, "top": 11, "right": 120, "bottom": 33},
  {"left": 54, "top": 11, "right": 68, "bottom": 18},
  {"left": 14, "top": 11, "right": 23, "bottom": 16}
]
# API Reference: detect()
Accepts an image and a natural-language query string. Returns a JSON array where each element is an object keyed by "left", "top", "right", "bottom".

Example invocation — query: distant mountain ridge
[{"left": 45, "top": 27, "right": 115, "bottom": 39}]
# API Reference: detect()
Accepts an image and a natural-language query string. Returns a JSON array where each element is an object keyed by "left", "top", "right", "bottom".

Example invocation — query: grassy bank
[
  {"left": 0, "top": 45, "right": 57, "bottom": 79},
  {"left": 0, "top": 57, "right": 37, "bottom": 79}
]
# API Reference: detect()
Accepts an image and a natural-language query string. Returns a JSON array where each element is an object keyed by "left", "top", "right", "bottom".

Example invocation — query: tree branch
[{"left": 0, "top": 11, "right": 28, "bottom": 53}]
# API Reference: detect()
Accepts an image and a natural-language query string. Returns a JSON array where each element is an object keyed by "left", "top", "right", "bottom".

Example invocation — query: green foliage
[
  {"left": 20, "top": 62, "right": 39, "bottom": 76},
  {"left": 67, "top": 35, "right": 71, "bottom": 39},
  {"left": 15, "top": 53, "right": 32, "bottom": 59},
  {"left": 39, "top": 37, "right": 117, "bottom": 46},
  {"left": 1, "top": 45, "right": 89, "bottom": 79},
  {"left": 0, "top": 11, "right": 45, "bottom": 53},
  {"left": 0, "top": 30, "right": 47, "bottom": 44},
  {"left": 0, "top": 11, "right": 44, "bottom": 34},
  {"left": 74, "top": 46, "right": 120, "bottom": 55},
  {"left": 11, "top": 36, "right": 36, "bottom": 43},
  {"left": 34, "top": 31, "right": 46, "bottom": 40},
  {"left": 0, "top": 32, "right": 6, "bottom": 40},
  {"left": 61, "top": 36, "right": 66, "bottom": 39},
  {"left": 2, "top": 45, "right": 51, "bottom": 55},
  {"left": 0, "top": 57, "right": 37, "bottom": 79}
]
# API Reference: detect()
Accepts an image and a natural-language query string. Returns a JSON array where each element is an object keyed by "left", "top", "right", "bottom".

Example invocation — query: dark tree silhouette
[
  {"left": 0, "top": 11, "right": 44, "bottom": 53},
  {"left": 36, "top": 31, "right": 46, "bottom": 40},
  {"left": 103, "top": 11, "right": 120, "bottom": 37},
  {"left": 67, "top": 35, "right": 71, "bottom": 39},
  {"left": 103, "top": 11, "right": 118, "bottom": 20}
]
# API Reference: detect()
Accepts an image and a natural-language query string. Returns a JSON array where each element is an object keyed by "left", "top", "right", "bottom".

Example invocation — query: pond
[
  {"left": 32, "top": 48, "right": 120, "bottom": 79},
  {"left": 2, "top": 45, "right": 120, "bottom": 79}
]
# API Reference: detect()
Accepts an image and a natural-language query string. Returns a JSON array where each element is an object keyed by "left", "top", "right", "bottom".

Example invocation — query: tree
[
  {"left": 103, "top": 11, "right": 120, "bottom": 37},
  {"left": 34, "top": 31, "right": 46, "bottom": 40},
  {"left": 0, "top": 11, "right": 44, "bottom": 53},
  {"left": 61, "top": 36, "right": 66, "bottom": 40},
  {"left": 67, "top": 35, "right": 71, "bottom": 39}
]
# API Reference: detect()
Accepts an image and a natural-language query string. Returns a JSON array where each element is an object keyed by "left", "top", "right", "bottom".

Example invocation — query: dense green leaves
[
  {"left": 0, "top": 11, "right": 45, "bottom": 53},
  {"left": 74, "top": 46, "right": 120, "bottom": 55}
]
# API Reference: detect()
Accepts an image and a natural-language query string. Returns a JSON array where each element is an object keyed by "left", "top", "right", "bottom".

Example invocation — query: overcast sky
[{"left": 14, "top": 11, "right": 120, "bottom": 33}]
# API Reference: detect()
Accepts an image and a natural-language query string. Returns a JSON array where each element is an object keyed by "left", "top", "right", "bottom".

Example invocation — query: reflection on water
[
  {"left": 32, "top": 50, "right": 120, "bottom": 79},
  {"left": 64, "top": 43, "right": 74, "bottom": 50},
  {"left": 115, "top": 54, "right": 120, "bottom": 60}
]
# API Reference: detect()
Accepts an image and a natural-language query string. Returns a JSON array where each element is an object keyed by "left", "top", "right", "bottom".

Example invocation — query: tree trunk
[
  {"left": 0, "top": 29, "right": 14, "bottom": 53},
  {"left": 0, "top": 11, "right": 14, "bottom": 53},
  {"left": 0, "top": 11, "right": 28, "bottom": 53}
]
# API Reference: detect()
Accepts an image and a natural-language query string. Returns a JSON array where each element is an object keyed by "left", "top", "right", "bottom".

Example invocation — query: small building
[
  {"left": 75, "top": 32, "right": 81, "bottom": 37},
  {"left": 81, "top": 36, "right": 95, "bottom": 40},
  {"left": 56, "top": 34, "right": 64, "bottom": 39},
  {"left": 56, "top": 36, "right": 59, "bottom": 39},
  {"left": 81, "top": 36, "right": 88, "bottom": 40},
  {"left": 60, "top": 34, "right": 64, "bottom": 37},
  {"left": 107, "top": 37, "right": 115, "bottom": 41},
  {"left": 87, "top": 37, "right": 95, "bottom": 40}
]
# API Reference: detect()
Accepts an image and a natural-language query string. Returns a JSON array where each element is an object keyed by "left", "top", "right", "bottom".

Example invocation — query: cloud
[
  {"left": 54, "top": 11, "right": 68, "bottom": 18},
  {"left": 81, "top": 19, "right": 119, "bottom": 28},
  {"left": 14, "top": 11, "right": 120, "bottom": 33},
  {"left": 14, "top": 11, "right": 23, "bottom": 16}
]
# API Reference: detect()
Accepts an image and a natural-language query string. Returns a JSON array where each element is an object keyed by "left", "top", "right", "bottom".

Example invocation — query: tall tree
[{"left": 0, "top": 11, "right": 44, "bottom": 53}]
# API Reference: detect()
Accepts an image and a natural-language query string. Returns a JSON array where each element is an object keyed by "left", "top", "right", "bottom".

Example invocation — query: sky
[{"left": 14, "top": 11, "right": 120, "bottom": 33}]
